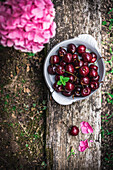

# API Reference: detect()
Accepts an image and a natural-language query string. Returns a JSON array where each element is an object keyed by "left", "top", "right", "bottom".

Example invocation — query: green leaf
[
  {"left": 102, "top": 21, "right": 107, "bottom": 25},
  {"left": 60, "top": 76, "right": 64, "bottom": 81},
  {"left": 107, "top": 93, "right": 113, "bottom": 98},
  {"left": 110, "top": 47, "right": 113, "bottom": 54},
  {"left": 27, "top": 52, "right": 35, "bottom": 56},
  {"left": 109, "top": 25, "right": 112, "bottom": 30},
  {"left": 108, "top": 8, "right": 113, "bottom": 14},
  {"left": 63, "top": 77, "right": 70, "bottom": 82},
  {"left": 12, "top": 106, "right": 16, "bottom": 111},
  {"left": 25, "top": 144, "right": 29, "bottom": 147},
  {"left": 33, "top": 103, "right": 36, "bottom": 107},
  {"left": 62, "top": 82, "right": 66, "bottom": 86},
  {"left": 57, "top": 80, "right": 62, "bottom": 85},
  {"left": 43, "top": 106, "right": 47, "bottom": 110}
]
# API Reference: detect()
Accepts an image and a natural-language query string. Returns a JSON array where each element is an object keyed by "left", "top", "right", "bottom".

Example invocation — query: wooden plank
[{"left": 46, "top": 0, "right": 101, "bottom": 169}]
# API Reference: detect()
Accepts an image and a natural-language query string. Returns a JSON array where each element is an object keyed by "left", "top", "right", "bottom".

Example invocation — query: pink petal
[
  {"left": 31, "top": 8, "right": 43, "bottom": 18},
  {"left": 80, "top": 121, "right": 85, "bottom": 127},
  {"left": 90, "top": 140, "right": 94, "bottom": 142},
  {"left": 80, "top": 141, "right": 85, "bottom": 147},
  {"left": 88, "top": 126, "right": 93, "bottom": 133},
  {"left": 7, "top": 40, "right": 14, "bottom": 47},
  {"left": 43, "top": 22, "right": 51, "bottom": 30},
  {"left": 34, "top": 34, "right": 44, "bottom": 43},
  {"left": 84, "top": 122, "right": 89, "bottom": 127},
  {"left": 28, "top": 32, "right": 35, "bottom": 41},
  {"left": 81, "top": 127, "right": 89, "bottom": 134}
]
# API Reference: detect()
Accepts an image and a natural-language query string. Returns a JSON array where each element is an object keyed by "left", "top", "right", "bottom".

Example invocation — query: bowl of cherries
[{"left": 44, "top": 34, "right": 105, "bottom": 105}]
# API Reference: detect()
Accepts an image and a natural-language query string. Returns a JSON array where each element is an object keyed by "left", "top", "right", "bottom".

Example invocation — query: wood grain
[{"left": 46, "top": 0, "right": 101, "bottom": 169}]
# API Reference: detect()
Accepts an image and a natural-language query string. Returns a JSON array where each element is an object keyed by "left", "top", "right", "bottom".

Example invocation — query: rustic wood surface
[{"left": 46, "top": 0, "right": 102, "bottom": 169}]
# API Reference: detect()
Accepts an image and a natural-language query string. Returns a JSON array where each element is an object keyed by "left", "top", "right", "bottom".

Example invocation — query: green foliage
[
  {"left": 57, "top": 76, "right": 69, "bottom": 86},
  {"left": 41, "top": 161, "right": 47, "bottom": 168},
  {"left": 102, "top": 21, "right": 107, "bottom": 25},
  {"left": 27, "top": 52, "right": 36, "bottom": 56},
  {"left": 67, "top": 148, "right": 75, "bottom": 160},
  {"left": 108, "top": 8, "right": 113, "bottom": 14}
]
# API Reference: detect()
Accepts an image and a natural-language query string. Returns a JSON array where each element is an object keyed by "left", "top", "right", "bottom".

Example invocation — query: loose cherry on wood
[{"left": 69, "top": 126, "right": 79, "bottom": 136}]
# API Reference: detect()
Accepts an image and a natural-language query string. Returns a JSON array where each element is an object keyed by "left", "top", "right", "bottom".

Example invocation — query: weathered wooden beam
[{"left": 46, "top": 0, "right": 101, "bottom": 169}]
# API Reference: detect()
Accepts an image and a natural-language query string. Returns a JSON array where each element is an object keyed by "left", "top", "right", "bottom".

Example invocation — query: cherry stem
[
  {"left": 97, "top": 57, "right": 106, "bottom": 62},
  {"left": 99, "top": 81, "right": 104, "bottom": 84},
  {"left": 65, "top": 71, "right": 77, "bottom": 78}
]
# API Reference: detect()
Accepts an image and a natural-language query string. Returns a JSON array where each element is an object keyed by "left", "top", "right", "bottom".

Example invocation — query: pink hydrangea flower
[
  {"left": 79, "top": 139, "right": 89, "bottom": 152},
  {"left": 0, "top": 0, "right": 56, "bottom": 53},
  {"left": 80, "top": 121, "right": 93, "bottom": 134}
]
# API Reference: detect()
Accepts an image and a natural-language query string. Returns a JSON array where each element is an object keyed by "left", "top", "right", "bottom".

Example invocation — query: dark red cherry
[
  {"left": 83, "top": 61, "right": 88, "bottom": 66},
  {"left": 65, "top": 82, "right": 75, "bottom": 92},
  {"left": 53, "top": 82, "right": 63, "bottom": 92},
  {"left": 69, "top": 126, "right": 79, "bottom": 136},
  {"left": 67, "top": 44, "right": 76, "bottom": 54},
  {"left": 62, "top": 90, "right": 72, "bottom": 97},
  {"left": 58, "top": 47, "right": 67, "bottom": 57},
  {"left": 79, "top": 66, "right": 89, "bottom": 77},
  {"left": 60, "top": 60, "right": 67, "bottom": 67},
  {"left": 89, "top": 64, "right": 98, "bottom": 71},
  {"left": 55, "top": 75, "right": 61, "bottom": 81},
  {"left": 77, "top": 45, "right": 86, "bottom": 54},
  {"left": 74, "top": 78, "right": 80, "bottom": 85},
  {"left": 80, "top": 76, "right": 90, "bottom": 85},
  {"left": 81, "top": 52, "right": 92, "bottom": 62},
  {"left": 90, "top": 52, "right": 97, "bottom": 63},
  {"left": 74, "top": 60, "right": 84, "bottom": 69},
  {"left": 66, "top": 64, "right": 75, "bottom": 73},
  {"left": 90, "top": 81, "right": 99, "bottom": 90},
  {"left": 72, "top": 54, "right": 79, "bottom": 62},
  {"left": 81, "top": 87, "right": 91, "bottom": 96},
  {"left": 63, "top": 53, "right": 73, "bottom": 63},
  {"left": 74, "top": 87, "right": 81, "bottom": 97},
  {"left": 56, "top": 65, "right": 65, "bottom": 75},
  {"left": 91, "top": 75, "right": 100, "bottom": 81},
  {"left": 89, "top": 69, "right": 98, "bottom": 77},
  {"left": 48, "top": 65, "right": 56, "bottom": 75},
  {"left": 50, "top": 55, "right": 60, "bottom": 64},
  {"left": 68, "top": 75, "right": 75, "bottom": 82}
]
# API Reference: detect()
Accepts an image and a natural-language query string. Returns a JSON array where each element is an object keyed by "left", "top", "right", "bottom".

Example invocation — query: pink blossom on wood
[
  {"left": 0, "top": 0, "right": 56, "bottom": 53},
  {"left": 80, "top": 121, "right": 93, "bottom": 134},
  {"left": 79, "top": 139, "right": 89, "bottom": 152}
]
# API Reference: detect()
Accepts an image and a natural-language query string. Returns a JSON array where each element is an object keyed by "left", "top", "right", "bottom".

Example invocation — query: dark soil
[{"left": 0, "top": 0, "right": 113, "bottom": 170}]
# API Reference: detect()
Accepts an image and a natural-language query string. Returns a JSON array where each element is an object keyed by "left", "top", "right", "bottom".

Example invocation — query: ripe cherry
[
  {"left": 47, "top": 65, "right": 56, "bottom": 75},
  {"left": 83, "top": 61, "right": 88, "bottom": 66},
  {"left": 80, "top": 76, "right": 90, "bottom": 85},
  {"left": 74, "top": 87, "right": 81, "bottom": 97},
  {"left": 91, "top": 75, "right": 100, "bottom": 81},
  {"left": 90, "top": 52, "right": 97, "bottom": 63},
  {"left": 50, "top": 55, "right": 60, "bottom": 64},
  {"left": 90, "top": 81, "right": 99, "bottom": 90},
  {"left": 89, "top": 69, "right": 98, "bottom": 77},
  {"left": 66, "top": 64, "right": 75, "bottom": 74},
  {"left": 72, "top": 54, "right": 79, "bottom": 62},
  {"left": 68, "top": 75, "right": 75, "bottom": 82},
  {"left": 89, "top": 64, "right": 98, "bottom": 71},
  {"left": 81, "top": 87, "right": 91, "bottom": 96},
  {"left": 79, "top": 66, "right": 89, "bottom": 77},
  {"left": 58, "top": 47, "right": 67, "bottom": 57},
  {"left": 56, "top": 65, "right": 65, "bottom": 75},
  {"left": 53, "top": 82, "right": 63, "bottom": 92},
  {"left": 82, "top": 52, "right": 92, "bottom": 62},
  {"left": 62, "top": 90, "right": 72, "bottom": 97},
  {"left": 67, "top": 44, "right": 76, "bottom": 54},
  {"left": 69, "top": 126, "right": 79, "bottom": 136},
  {"left": 60, "top": 60, "right": 67, "bottom": 67},
  {"left": 55, "top": 75, "right": 61, "bottom": 81},
  {"left": 63, "top": 53, "right": 73, "bottom": 63},
  {"left": 65, "top": 82, "right": 75, "bottom": 92},
  {"left": 74, "top": 60, "right": 84, "bottom": 69},
  {"left": 77, "top": 45, "right": 86, "bottom": 54}
]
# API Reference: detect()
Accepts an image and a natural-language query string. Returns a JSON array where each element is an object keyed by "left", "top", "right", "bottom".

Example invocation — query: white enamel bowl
[{"left": 44, "top": 34, "right": 105, "bottom": 105}]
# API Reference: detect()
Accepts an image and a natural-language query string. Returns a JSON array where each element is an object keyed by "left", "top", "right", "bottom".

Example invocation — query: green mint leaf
[
  {"left": 60, "top": 76, "right": 64, "bottom": 81},
  {"left": 63, "top": 77, "right": 70, "bottom": 82},
  {"left": 62, "top": 82, "right": 66, "bottom": 86},
  {"left": 110, "top": 47, "right": 113, "bottom": 54},
  {"left": 108, "top": 8, "right": 113, "bottom": 14},
  {"left": 27, "top": 52, "right": 35, "bottom": 56},
  {"left": 57, "top": 80, "right": 62, "bottom": 85},
  {"left": 102, "top": 21, "right": 107, "bottom": 25},
  {"left": 107, "top": 93, "right": 113, "bottom": 98}
]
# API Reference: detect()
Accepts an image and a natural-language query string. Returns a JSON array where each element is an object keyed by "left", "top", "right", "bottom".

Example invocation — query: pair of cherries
[{"left": 48, "top": 43, "right": 100, "bottom": 97}]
